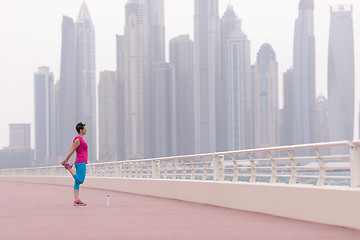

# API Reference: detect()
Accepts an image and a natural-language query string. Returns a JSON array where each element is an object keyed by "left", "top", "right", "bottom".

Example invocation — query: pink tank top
[{"left": 73, "top": 136, "right": 88, "bottom": 164}]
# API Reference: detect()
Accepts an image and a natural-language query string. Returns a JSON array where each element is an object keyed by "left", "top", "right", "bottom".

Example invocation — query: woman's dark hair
[{"left": 76, "top": 122, "right": 86, "bottom": 133}]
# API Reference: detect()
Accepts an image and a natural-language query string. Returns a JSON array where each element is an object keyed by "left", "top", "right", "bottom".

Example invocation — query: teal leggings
[{"left": 73, "top": 163, "right": 86, "bottom": 190}]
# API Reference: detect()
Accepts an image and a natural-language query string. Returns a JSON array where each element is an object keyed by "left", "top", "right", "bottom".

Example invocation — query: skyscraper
[
  {"left": 58, "top": 2, "right": 97, "bottom": 161},
  {"left": 34, "top": 66, "right": 56, "bottom": 165},
  {"left": 219, "top": 5, "right": 241, "bottom": 152},
  {"left": 194, "top": 0, "right": 220, "bottom": 154},
  {"left": 169, "top": 35, "right": 194, "bottom": 156},
  {"left": 151, "top": 63, "right": 174, "bottom": 157},
  {"left": 327, "top": 5, "right": 354, "bottom": 141},
  {"left": 116, "top": 34, "right": 126, "bottom": 161},
  {"left": 58, "top": 16, "right": 77, "bottom": 158},
  {"left": 147, "top": 0, "right": 170, "bottom": 158},
  {"left": 123, "top": 0, "right": 151, "bottom": 159},
  {"left": 98, "top": 71, "right": 118, "bottom": 162},
  {"left": 281, "top": 69, "right": 294, "bottom": 146},
  {"left": 227, "top": 28, "right": 252, "bottom": 150},
  {"left": 292, "top": 0, "right": 316, "bottom": 144},
  {"left": 253, "top": 44, "right": 279, "bottom": 148},
  {"left": 148, "top": 0, "right": 165, "bottom": 63},
  {"left": 76, "top": 2, "right": 97, "bottom": 161}
]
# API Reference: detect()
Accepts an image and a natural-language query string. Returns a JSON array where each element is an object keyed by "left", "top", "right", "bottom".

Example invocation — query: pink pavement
[{"left": 0, "top": 181, "right": 359, "bottom": 240}]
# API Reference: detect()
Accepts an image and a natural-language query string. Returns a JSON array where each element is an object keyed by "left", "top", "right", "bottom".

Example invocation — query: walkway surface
[{"left": 0, "top": 182, "right": 359, "bottom": 240}]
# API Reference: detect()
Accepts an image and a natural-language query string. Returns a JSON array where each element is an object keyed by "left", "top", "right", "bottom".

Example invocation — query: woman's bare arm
[{"left": 61, "top": 139, "right": 80, "bottom": 165}]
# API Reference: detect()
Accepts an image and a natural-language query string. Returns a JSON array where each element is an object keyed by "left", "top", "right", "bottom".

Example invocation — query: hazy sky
[{"left": 0, "top": 0, "right": 359, "bottom": 148}]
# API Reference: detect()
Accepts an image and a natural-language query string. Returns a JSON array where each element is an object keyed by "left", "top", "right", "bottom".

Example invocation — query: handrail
[{"left": 1, "top": 141, "right": 359, "bottom": 187}]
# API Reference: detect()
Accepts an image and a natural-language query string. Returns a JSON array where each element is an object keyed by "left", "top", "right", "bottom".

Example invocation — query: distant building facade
[
  {"left": 123, "top": 0, "right": 151, "bottom": 159},
  {"left": 194, "top": 0, "right": 220, "bottom": 154},
  {"left": 9, "top": 124, "right": 31, "bottom": 149},
  {"left": 292, "top": 0, "right": 316, "bottom": 144},
  {"left": 227, "top": 28, "right": 252, "bottom": 150},
  {"left": 219, "top": 5, "right": 242, "bottom": 152},
  {"left": 98, "top": 71, "right": 118, "bottom": 162},
  {"left": 58, "top": 2, "right": 97, "bottom": 162},
  {"left": 34, "top": 67, "right": 56, "bottom": 165},
  {"left": 76, "top": 2, "right": 97, "bottom": 161},
  {"left": 58, "top": 15, "right": 77, "bottom": 159},
  {"left": 116, "top": 34, "right": 126, "bottom": 161},
  {"left": 316, "top": 95, "right": 329, "bottom": 143},
  {"left": 148, "top": 0, "right": 165, "bottom": 64},
  {"left": 169, "top": 35, "right": 195, "bottom": 156},
  {"left": 151, "top": 63, "right": 174, "bottom": 157},
  {"left": 281, "top": 69, "right": 294, "bottom": 146},
  {"left": 0, "top": 124, "right": 33, "bottom": 169},
  {"left": 253, "top": 44, "right": 279, "bottom": 148},
  {"left": 327, "top": 5, "right": 354, "bottom": 141},
  {"left": 0, "top": 148, "right": 33, "bottom": 169}
]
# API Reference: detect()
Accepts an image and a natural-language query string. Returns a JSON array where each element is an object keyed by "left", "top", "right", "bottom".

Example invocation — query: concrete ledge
[{"left": 1, "top": 176, "right": 360, "bottom": 230}]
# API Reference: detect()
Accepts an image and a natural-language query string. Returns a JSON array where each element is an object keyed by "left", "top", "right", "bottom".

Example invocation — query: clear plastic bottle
[{"left": 107, "top": 194, "right": 110, "bottom": 206}]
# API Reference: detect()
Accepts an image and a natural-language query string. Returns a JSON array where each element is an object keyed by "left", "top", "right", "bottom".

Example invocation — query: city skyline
[{"left": 1, "top": 0, "right": 360, "bottom": 149}]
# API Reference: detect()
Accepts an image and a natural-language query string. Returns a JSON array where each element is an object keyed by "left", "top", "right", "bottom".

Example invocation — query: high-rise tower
[
  {"left": 123, "top": 0, "right": 151, "bottom": 159},
  {"left": 116, "top": 34, "right": 126, "bottom": 161},
  {"left": 253, "top": 44, "right": 279, "bottom": 148},
  {"left": 76, "top": 2, "right": 97, "bottom": 161},
  {"left": 98, "top": 71, "right": 118, "bottom": 162},
  {"left": 227, "top": 28, "right": 252, "bottom": 150},
  {"left": 281, "top": 69, "right": 294, "bottom": 146},
  {"left": 148, "top": 0, "right": 165, "bottom": 63},
  {"left": 194, "top": 0, "right": 220, "bottom": 154},
  {"left": 58, "top": 16, "right": 77, "bottom": 159},
  {"left": 292, "top": 0, "right": 316, "bottom": 144},
  {"left": 34, "top": 67, "right": 56, "bottom": 165},
  {"left": 327, "top": 5, "right": 354, "bottom": 141},
  {"left": 219, "top": 5, "right": 241, "bottom": 152},
  {"left": 58, "top": 2, "right": 97, "bottom": 161},
  {"left": 151, "top": 63, "right": 174, "bottom": 157},
  {"left": 169, "top": 35, "right": 194, "bottom": 156}
]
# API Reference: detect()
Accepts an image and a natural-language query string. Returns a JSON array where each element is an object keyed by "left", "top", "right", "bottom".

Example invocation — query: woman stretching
[{"left": 61, "top": 122, "right": 88, "bottom": 206}]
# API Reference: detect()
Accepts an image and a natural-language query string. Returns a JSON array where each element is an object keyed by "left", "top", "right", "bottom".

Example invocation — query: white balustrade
[{"left": 0, "top": 141, "right": 359, "bottom": 187}]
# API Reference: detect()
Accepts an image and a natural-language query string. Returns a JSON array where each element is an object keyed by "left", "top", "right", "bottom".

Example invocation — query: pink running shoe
[
  {"left": 73, "top": 200, "right": 87, "bottom": 206},
  {"left": 65, "top": 163, "right": 73, "bottom": 169}
]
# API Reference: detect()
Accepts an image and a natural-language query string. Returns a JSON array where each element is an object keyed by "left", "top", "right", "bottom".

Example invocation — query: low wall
[{"left": 1, "top": 176, "right": 359, "bottom": 230}]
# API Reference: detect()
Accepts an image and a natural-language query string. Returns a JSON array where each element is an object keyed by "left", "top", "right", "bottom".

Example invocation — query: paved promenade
[{"left": 0, "top": 181, "right": 359, "bottom": 240}]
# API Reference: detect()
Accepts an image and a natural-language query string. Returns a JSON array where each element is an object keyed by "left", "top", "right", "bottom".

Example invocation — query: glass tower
[
  {"left": 292, "top": 0, "right": 316, "bottom": 144},
  {"left": 253, "top": 44, "right": 279, "bottom": 148},
  {"left": 194, "top": 0, "right": 220, "bottom": 153},
  {"left": 327, "top": 5, "right": 354, "bottom": 141}
]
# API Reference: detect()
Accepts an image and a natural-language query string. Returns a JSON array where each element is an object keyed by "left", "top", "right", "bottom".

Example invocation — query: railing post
[
  {"left": 200, "top": 156, "right": 207, "bottom": 181},
  {"left": 315, "top": 148, "right": 326, "bottom": 186},
  {"left": 182, "top": 159, "right": 187, "bottom": 180},
  {"left": 152, "top": 160, "right": 160, "bottom": 179},
  {"left": 287, "top": 150, "right": 297, "bottom": 184},
  {"left": 230, "top": 154, "right": 238, "bottom": 182},
  {"left": 171, "top": 159, "right": 177, "bottom": 180},
  {"left": 350, "top": 143, "right": 360, "bottom": 187},
  {"left": 268, "top": 151, "right": 277, "bottom": 183},
  {"left": 248, "top": 153, "right": 256, "bottom": 183},
  {"left": 212, "top": 155, "right": 224, "bottom": 181}
]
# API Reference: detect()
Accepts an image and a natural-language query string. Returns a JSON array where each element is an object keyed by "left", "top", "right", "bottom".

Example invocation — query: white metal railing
[{"left": 1, "top": 141, "right": 360, "bottom": 187}]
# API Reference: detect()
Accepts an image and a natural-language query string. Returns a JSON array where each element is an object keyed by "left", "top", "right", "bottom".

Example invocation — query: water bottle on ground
[{"left": 107, "top": 194, "right": 110, "bottom": 206}]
